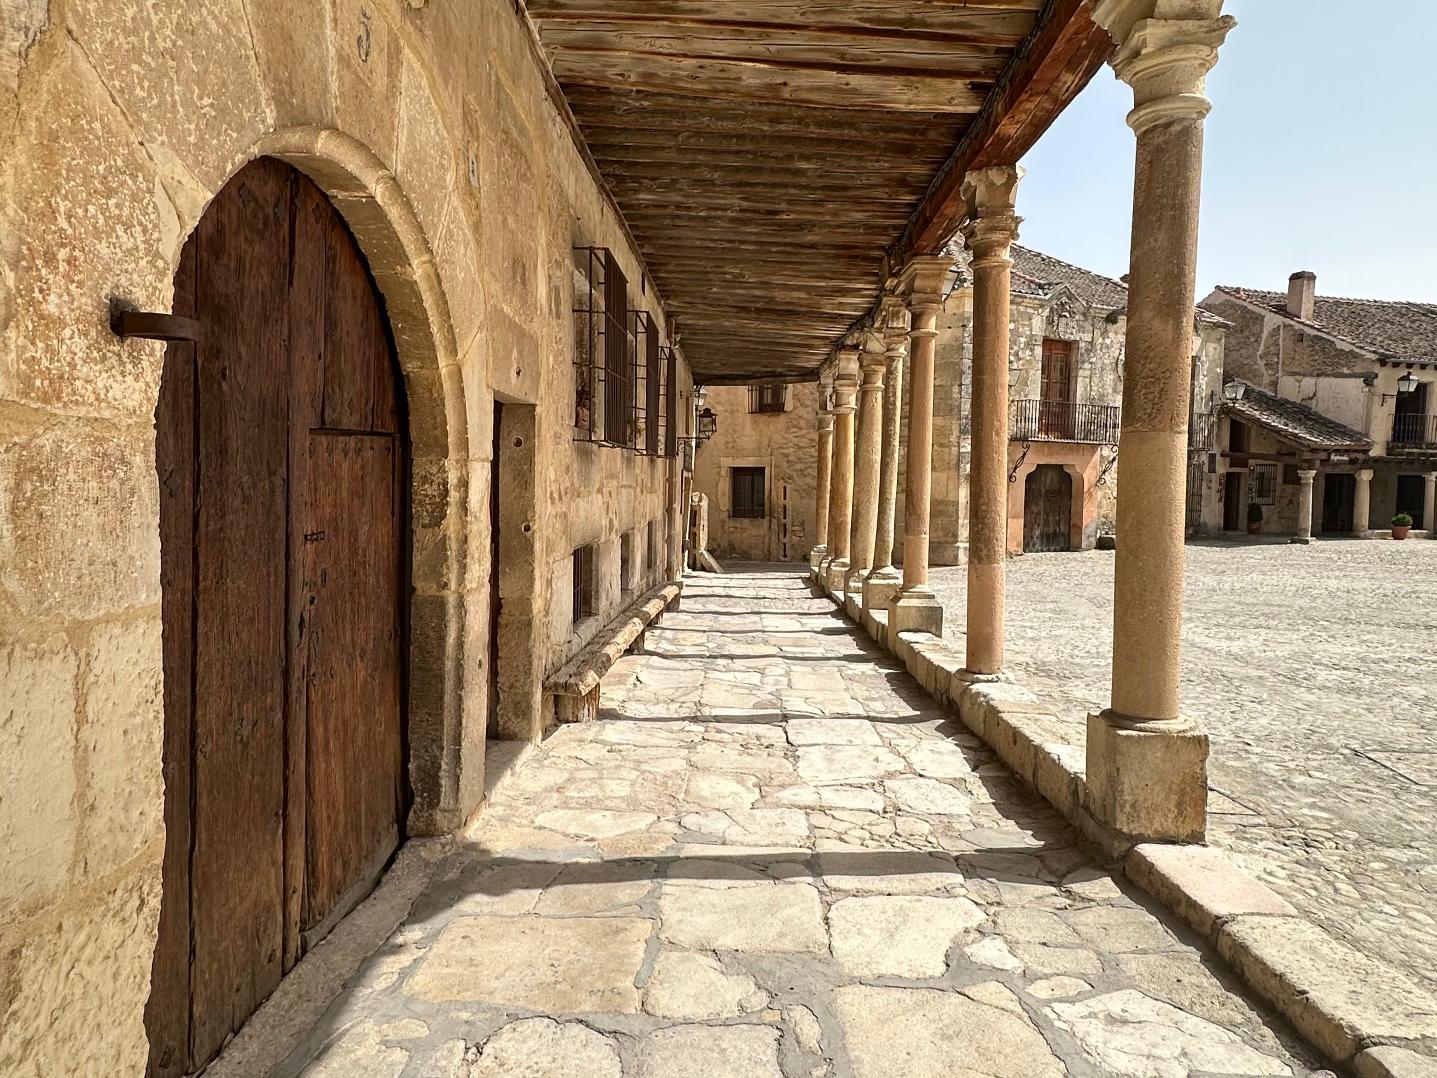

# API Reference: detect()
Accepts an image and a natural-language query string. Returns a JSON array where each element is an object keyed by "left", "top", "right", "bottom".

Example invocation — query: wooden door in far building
[
  {"left": 1222, "top": 473, "right": 1244, "bottom": 531},
  {"left": 1321, "top": 472, "right": 1355, "bottom": 535},
  {"left": 1038, "top": 339, "right": 1074, "bottom": 438},
  {"left": 148, "top": 158, "right": 407, "bottom": 1078},
  {"left": 1023, "top": 465, "right": 1072, "bottom": 552}
]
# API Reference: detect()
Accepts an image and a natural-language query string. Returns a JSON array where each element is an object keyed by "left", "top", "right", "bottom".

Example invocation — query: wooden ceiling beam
[
  {"left": 551, "top": 53, "right": 991, "bottom": 113},
  {"left": 895, "top": 0, "right": 1113, "bottom": 261},
  {"left": 532, "top": 15, "right": 1028, "bottom": 51},
  {"left": 526, "top": 1, "right": 1044, "bottom": 34},
  {"left": 588, "top": 147, "right": 941, "bottom": 179},
  {"left": 580, "top": 127, "right": 957, "bottom": 160}
]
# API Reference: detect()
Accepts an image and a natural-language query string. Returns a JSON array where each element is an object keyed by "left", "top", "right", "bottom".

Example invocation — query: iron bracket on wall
[
  {"left": 1008, "top": 440, "right": 1031, "bottom": 484},
  {"left": 1096, "top": 444, "right": 1119, "bottom": 487},
  {"left": 110, "top": 300, "right": 199, "bottom": 342}
]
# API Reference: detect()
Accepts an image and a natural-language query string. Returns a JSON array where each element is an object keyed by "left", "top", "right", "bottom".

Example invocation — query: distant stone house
[
  {"left": 906, "top": 245, "right": 1227, "bottom": 559},
  {"left": 1201, "top": 273, "right": 1437, "bottom": 537}
]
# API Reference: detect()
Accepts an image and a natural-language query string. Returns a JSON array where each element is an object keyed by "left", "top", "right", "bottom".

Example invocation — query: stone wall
[
  {"left": 693, "top": 383, "right": 819, "bottom": 562},
  {"left": 0, "top": 2, "right": 690, "bottom": 1071}
]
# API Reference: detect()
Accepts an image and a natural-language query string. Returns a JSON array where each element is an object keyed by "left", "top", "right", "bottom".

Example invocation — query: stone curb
[{"left": 816, "top": 584, "right": 1437, "bottom": 1077}]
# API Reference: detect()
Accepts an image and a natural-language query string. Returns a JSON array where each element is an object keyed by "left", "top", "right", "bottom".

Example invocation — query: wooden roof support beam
[{"left": 894, "top": 0, "right": 1113, "bottom": 262}]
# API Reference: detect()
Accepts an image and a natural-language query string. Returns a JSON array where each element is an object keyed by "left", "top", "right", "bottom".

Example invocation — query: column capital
[
  {"left": 959, "top": 166, "right": 1024, "bottom": 268},
  {"left": 816, "top": 412, "right": 835, "bottom": 433},
  {"left": 1093, "top": 1, "right": 1235, "bottom": 135},
  {"left": 1296, "top": 468, "right": 1317, "bottom": 482},
  {"left": 1357, "top": 467, "right": 1374, "bottom": 481},
  {"left": 832, "top": 347, "right": 861, "bottom": 413},
  {"left": 897, "top": 255, "right": 954, "bottom": 315}
]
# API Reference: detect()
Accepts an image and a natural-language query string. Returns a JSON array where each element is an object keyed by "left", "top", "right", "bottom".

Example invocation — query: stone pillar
[
  {"left": 823, "top": 352, "right": 860, "bottom": 593},
  {"left": 1087, "top": 0, "right": 1234, "bottom": 846},
  {"left": 1292, "top": 468, "right": 1316, "bottom": 544},
  {"left": 864, "top": 298, "right": 908, "bottom": 615},
  {"left": 959, "top": 166, "right": 1023, "bottom": 675},
  {"left": 1424, "top": 472, "right": 1436, "bottom": 534},
  {"left": 888, "top": 256, "right": 954, "bottom": 636},
  {"left": 809, "top": 377, "right": 836, "bottom": 575},
  {"left": 1353, "top": 467, "right": 1373, "bottom": 535},
  {"left": 845, "top": 344, "right": 887, "bottom": 603}
]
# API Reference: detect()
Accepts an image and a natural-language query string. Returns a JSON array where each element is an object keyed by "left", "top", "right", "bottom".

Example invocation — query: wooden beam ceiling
[{"left": 526, "top": 0, "right": 1111, "bottom": 382}]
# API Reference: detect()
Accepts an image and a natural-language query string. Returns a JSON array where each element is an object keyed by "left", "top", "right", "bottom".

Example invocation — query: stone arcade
[{"left": 7, "top": 2, "right": 1435, "bottom": 1076}]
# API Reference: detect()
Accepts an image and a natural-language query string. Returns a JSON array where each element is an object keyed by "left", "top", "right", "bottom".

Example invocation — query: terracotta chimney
[{"left": 1287, "top": 271, "right": 1316, "bottom": 321}]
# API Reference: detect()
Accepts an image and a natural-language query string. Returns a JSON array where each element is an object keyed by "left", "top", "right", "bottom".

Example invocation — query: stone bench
[{"left": 543, "top": 580, "right": 682, "bottom": 726}]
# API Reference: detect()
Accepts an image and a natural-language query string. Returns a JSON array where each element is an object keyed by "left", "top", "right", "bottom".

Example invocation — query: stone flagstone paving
[{"left": 237, "top": 566, "right": 1330, "bottom": 1078}]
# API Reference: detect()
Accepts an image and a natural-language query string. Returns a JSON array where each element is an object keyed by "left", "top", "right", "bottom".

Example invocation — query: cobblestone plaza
[{"left": 930, "top": 539, "right": 1437, "bottom": 994}]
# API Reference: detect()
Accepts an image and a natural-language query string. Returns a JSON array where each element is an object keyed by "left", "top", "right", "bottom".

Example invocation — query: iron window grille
[
  {"left": 661, "top": 345, "right": 678, "bottom": 458},
  {"left": 749, "top": 383, "right": 787, "bottom": 413},
  {"left": 573, "top": 246, "right": 637, "bottom": 448},
  {"left": 1250, "top": 462, "right": 1279, "bottom": 506},
  {"left": 731, "top": 466, "right": 766, "bottom": 519},
  {"left": 631, "top": 311, "right": 662, "bottom": 455}
]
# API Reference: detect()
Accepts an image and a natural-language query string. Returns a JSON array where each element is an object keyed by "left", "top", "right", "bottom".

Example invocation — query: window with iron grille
[
  {"left": 571, "top": 544, "right": 595, "bottom": 624},
  {"left": 731, "top": 467, "right": 766, "bottom": 519},
  {"left": 572, "top": 246, "right": 605, "bottom": 440},
  {"left": 602, "top": 251, "right": 633, "bottom": 448},
  {"left": 749, "top": 383, "right": 787, "bottom": 413},
  {"left": 1250, "top": 462, "right": 1279, "bottom": 506},
  {"left": 644, "top": 316, "right": 662, "bottom": 455},
  {"left": 662, "top": 346, "right": 678, "bottom": 458}
]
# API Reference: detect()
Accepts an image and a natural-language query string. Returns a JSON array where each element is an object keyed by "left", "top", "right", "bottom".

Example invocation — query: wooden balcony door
[
  {"left": 148, "top": 157, "right": 407, "bottom": 1077},
  {"left": 1039, "top": 339, "right": 1074, "bottom": 439}
]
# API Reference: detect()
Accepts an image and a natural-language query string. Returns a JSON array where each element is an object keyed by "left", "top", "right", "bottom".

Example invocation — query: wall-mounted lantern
[
  {"left": 696, "top": 406, "right": 718, "bottom": 444},
  {"left": 1397, "top": 371, "right": 1419, "bottom": 395},
  {"left": 1221, "top": 380, "right": 1247, "bottom": 404}
]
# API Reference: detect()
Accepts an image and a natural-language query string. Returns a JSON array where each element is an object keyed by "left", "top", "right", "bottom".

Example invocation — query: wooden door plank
[
  {"left": 146, "top": 231, "right": 198, "bottom": 1078},
  {"left": 187, "top": 157, "right": 291, "bottom": 1068}
]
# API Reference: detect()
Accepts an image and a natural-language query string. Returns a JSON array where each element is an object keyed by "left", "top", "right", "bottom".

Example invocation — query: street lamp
[
  {"left": 1221, "top": 380, "right": 1247, "bottom": 404},
  {"left": 1397, "top": 370, "right": 1419, "bottom": 395},
  {"left": 696, "top": 406, "right": 718, "bottom": 443}
]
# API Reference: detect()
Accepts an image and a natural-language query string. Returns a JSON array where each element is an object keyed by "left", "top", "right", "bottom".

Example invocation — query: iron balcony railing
[
  {"left": 1391, "top": 413, "right": 1437, "bottom": 448},
  {"left": 1010, "top": 399, "right": 1121, "bottom": 444}
]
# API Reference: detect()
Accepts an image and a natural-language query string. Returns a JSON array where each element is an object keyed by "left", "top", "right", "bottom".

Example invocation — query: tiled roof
[
  {"left": 1211, "top": 286, "right": 1437, "bottom": 363},
  {"left": 1010, "top": 245, "right": 1129, "bottom": 309},
  {"left": 1227, "top": 381, "right": 1371, "bottom": 452}
]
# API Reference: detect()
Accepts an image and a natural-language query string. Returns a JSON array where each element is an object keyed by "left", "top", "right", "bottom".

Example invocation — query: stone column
[
  {"left": 845, "top": 344, "right": 887, "bottom": 605},
  {"left": 959, "top": 166, "right": 1023, "bottom": 675},
  {"left": 1353, "top": 467, "right": 1373, "bottom": 535},
  {"left": 1292, "top": 468, "right": 1316, "bottom": 544},
  {"left": 1087, "top": 0, "right": 1234, "bottom": 845},
  {"left": 809, "top": 376, "right": 835, "bottom": 575},
  {"left": 864, "top": 298, "right": 909, "bottom": 615},
  {"left": 887, "top": 256, "right": 954, "bottom": 636},
  {"left": 823, "top": 352, "right": 860, "bottom": 594},
  {"left": 1424, "top": 472, "right": 1436, "bottom": 534}
]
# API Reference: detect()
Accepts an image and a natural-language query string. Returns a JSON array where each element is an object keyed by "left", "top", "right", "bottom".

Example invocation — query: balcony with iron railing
[
  {"left": 1390, "top": 412, "right": 1437, "bottom": 449},
  {"left": 1010, "top": 399, "right": 1121, "bottom": 444}
]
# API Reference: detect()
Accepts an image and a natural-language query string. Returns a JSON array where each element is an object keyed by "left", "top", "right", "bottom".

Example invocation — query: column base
[
  {"left": 887, "top": 586, "right": 943, "bottom": 637},
  {"left": 1085, "top": 709, "right": 1208, "bottom": 845},
  {"left": 1288, "top": 536, "right": 1312, "bottom": 545},
  {"left": 843, "top": 564, "right": 870, "bottom": 606},
  {"left": 824, "top": 557, "right": 850, "bottom": 596},
  {"left": 808, "top": 545, "right": 828, "bottom": 575},
  {"left": 862, "top": 566, "right": 901, "bottom": 616}
]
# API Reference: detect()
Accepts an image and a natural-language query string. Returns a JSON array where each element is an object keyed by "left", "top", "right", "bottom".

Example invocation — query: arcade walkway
[{"left": 212, "top": 567, "right": 1322, "bottom": 1077}]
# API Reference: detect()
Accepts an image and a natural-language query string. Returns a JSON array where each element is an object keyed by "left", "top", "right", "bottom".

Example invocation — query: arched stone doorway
[
  {"left": 1024, "top": 464, "right": 1073, "bottom": 552},
  {"left": 146, "top": 157, "right": 409, "bottom": 1077}
]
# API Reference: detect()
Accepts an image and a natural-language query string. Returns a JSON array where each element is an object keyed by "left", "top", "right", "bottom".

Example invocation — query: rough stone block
[
  {"left": 1085, "top": 711, "right": 1208, "bottom": 844},
  {"left": 1355, "top": 1046, "right": 1437, "bottom": 1078},
  {"left": 1125, "top": 843, "right": 1297, "bottom": 942},
  {"left": 1217, "top": 914, "right": 1437, "bottom": 1062},
  {"left": 888, "top": 589, "right": 943, "bottom": 637}
]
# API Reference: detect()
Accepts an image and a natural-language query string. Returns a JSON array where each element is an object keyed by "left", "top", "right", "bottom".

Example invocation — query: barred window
[
  {"left": 731, "top": 467, "right": 766, "bottom": 519},
  {"left": 1250, "top": 462, "right": 1279, "bottom": 506},
  {"left": 749, "top": 383, "right": 786, "bottom": 413}
]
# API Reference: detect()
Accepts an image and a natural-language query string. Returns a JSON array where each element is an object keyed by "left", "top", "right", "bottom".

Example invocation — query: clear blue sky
[{"left": 1016, "top": 0, "right": 1437, "bottom": 302}]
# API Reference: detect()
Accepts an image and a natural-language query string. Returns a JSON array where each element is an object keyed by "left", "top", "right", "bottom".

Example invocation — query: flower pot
[{"left": 1393, "top": 525, "right": 1410, "bottom": 540}]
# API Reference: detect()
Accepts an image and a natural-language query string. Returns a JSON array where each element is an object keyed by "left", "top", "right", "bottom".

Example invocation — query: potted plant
[
  {"left": 1392, "top": 512, "right": 1413, "bottom": 540},
  {"left": 1246, "top": 502, "right": 1263, "bottom": 534}
]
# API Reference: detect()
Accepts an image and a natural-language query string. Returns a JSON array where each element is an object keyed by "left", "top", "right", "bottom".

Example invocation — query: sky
[{"left": 1016, "top": 0, "right": 1437, "bottom": 302}]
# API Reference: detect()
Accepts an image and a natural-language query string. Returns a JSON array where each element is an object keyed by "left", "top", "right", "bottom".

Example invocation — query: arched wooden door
[
  {"left": 1023, "top": 465, "right": 1073, "bottom": 552},
  {"left": 147, "top": 157, "right": 407, "bottom": 1077}
]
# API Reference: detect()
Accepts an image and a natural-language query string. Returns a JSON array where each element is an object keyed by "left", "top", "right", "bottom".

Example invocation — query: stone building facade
[
  {"left": 0, "top": 3, "right": 693, "bottom": 1072},
  {"left": 1202, "top": 272, "right": 1437, "bottom": 538},
  {"left": 692, "top": 382, "right": 820, "bottom": 563},
  {"left": 886, "top": 247, "right": 1225, "bottom": 561}
]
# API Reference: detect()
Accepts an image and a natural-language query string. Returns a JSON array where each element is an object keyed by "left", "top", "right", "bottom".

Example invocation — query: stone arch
[{"left": 211, "top": 127, "right": 472, "bottom": 835}]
